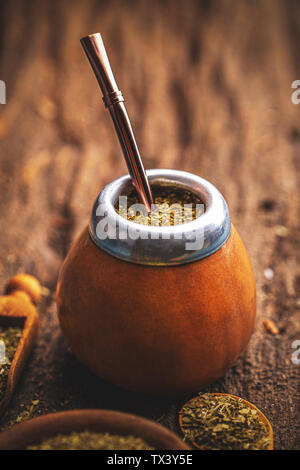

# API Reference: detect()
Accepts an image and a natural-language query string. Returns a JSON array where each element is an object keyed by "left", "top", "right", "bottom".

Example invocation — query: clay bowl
[
  {"left": 0, "top": 409, "right": 192, "bottom": 450},
  {"left": 0, "top": 283, "right": 39, "bottom": 416},
  {"left": 178, "top": 393, "right": 273, "bottom": 450}
]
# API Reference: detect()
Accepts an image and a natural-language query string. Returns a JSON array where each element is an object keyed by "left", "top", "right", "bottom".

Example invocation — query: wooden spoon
[
  {"left": 0, "top": 274, "right": 41, "bottom": 416},
  {"left": 179, "top": 393, "right": 273, "bottom": 450},
  {"left": 0, "top": 409, "right": 192, "bottom": 450}
]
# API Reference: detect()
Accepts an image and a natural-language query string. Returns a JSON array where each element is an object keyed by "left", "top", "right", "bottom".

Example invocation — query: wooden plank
[{"left": 0, "top": 0, "right": 299, "bottom": 449}]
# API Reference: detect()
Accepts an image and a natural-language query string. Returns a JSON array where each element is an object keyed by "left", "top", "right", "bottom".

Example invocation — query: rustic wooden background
[{"left": 0, "top": 0, "right": 299, "bottom": 449}]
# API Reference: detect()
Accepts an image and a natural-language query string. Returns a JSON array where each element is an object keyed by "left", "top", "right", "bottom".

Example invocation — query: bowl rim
[{"left": 0, "top": 409, "right": 191, "bottom": 450}]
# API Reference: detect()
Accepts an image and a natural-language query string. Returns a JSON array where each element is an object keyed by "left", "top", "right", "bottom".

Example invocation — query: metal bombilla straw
[{"left": 80, "top": 33, "right": 153, "bottom": 212}]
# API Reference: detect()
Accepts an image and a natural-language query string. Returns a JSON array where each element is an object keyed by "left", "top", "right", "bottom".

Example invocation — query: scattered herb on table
[
  {"left": 27, "top": 431, "right": 155, "bottom": 450},
  {"left": 0, "top": 400, "right": 42, "bottom": 431},
  {"left": 180, "top": 393, "right": 271, "bottom": 450},
  {"left": 0, "top": 326, "right": 22, "bottom": 401},
  {"left": 15, "top": 400, "right": 40, "bottom": 424}
]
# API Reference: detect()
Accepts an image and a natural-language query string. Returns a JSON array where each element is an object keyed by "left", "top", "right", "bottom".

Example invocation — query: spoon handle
[{"left": 80, "top": 33, "right": 153, "bottom": 211}]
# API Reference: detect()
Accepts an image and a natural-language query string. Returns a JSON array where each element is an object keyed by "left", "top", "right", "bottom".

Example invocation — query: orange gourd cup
[{"left": 56, "top": 170, "right": 256, "bottom": 395}]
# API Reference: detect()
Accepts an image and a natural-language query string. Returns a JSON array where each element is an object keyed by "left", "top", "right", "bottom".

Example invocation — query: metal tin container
[{"left": 56, "top": 169, "right": 256, "bottom": 395}]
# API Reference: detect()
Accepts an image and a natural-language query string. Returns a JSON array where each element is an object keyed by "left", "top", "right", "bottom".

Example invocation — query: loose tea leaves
[
  {"left": 27, "top": 431, "right": 155, "bottom": 450},
  {"left": 116, "top": 186, "right": 204, "bottom": 226},
  {"left": 0, "top": 326, "right": 22, "bottom": 401},
  {"left": 180, "top": 393, "right": 271, "bottom": 450}
]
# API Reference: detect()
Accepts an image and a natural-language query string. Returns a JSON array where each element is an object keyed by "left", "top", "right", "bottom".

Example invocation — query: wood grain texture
[{"left": 0, "top": 0, "right": 299, "bottom": 449}]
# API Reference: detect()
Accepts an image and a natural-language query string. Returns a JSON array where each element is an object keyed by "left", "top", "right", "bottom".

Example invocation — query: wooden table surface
[{"left": 0, "top": 0, "right": 299, "bottom": 449}]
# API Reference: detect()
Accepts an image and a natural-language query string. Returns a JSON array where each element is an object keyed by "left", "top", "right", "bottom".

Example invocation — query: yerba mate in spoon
[
  {"left": 0, "top": 326, "right": 23, "bottom": 403},
  {"left": 179, "top": 393, "right": 273, "bottom": 450},
  {"left": 0, "top": 274, "right": 41, "bottom": 416}
]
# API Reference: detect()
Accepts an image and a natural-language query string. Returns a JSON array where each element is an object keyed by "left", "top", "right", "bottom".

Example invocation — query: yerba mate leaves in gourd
[{"left": 115, "top": 186, "right": 204, "bottom": 226}]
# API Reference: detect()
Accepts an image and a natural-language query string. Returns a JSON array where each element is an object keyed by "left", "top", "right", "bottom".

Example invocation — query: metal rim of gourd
[{"left": 89, "top": 169, "right": 231, "bottom": 266}]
